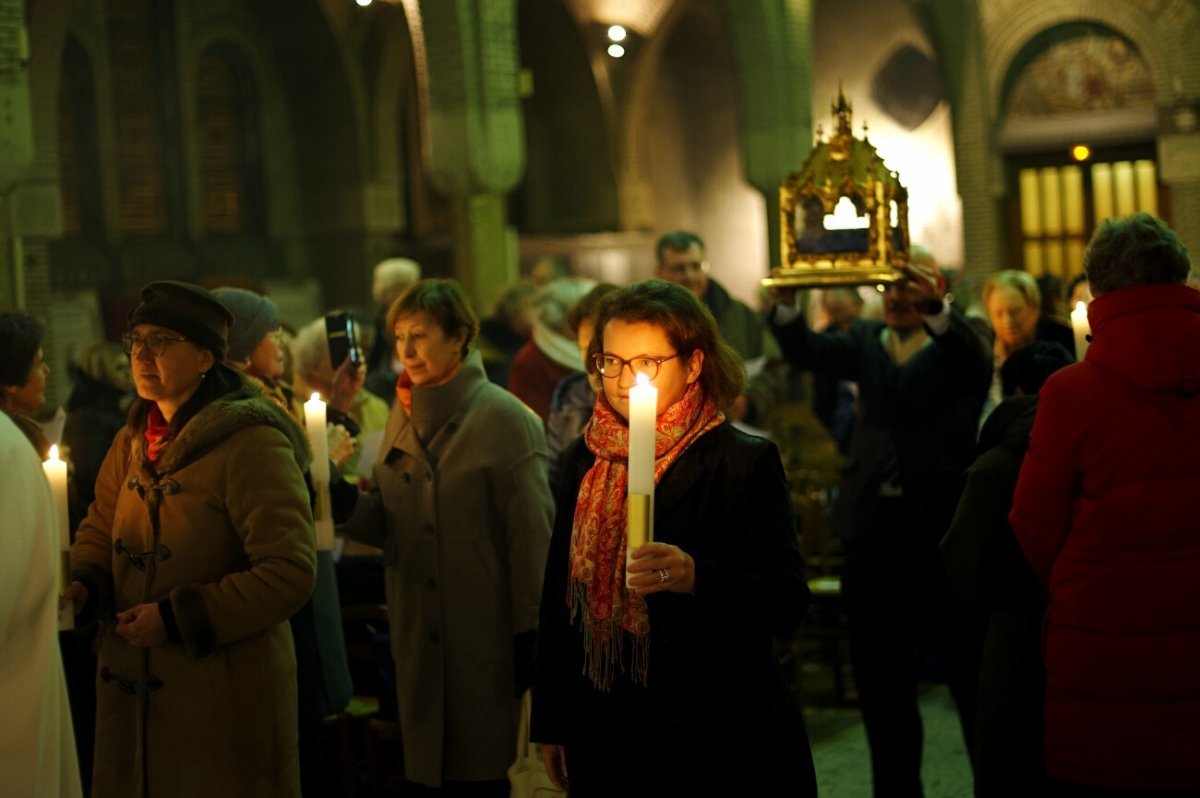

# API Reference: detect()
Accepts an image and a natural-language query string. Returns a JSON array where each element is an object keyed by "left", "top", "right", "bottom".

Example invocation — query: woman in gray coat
[{"left": 343, "top": 279, "right": 554, "bottom": 795}]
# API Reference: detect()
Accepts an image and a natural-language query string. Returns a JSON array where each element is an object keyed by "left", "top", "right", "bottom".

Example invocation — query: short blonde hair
[{"left": 982, "top": 270, "right": 1040, "bottom": 309}]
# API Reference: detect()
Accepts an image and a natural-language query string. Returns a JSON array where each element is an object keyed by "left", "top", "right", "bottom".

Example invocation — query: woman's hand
[
  {"left": 627, "top": 542, "right": 696, "bottom": 596},
  {"left": 327, "top": 423, "right": 355, "bottom": 467},
  {"left": 540, "top": 743, "right": 569, "bottom": 791},
  {"left": 329, "top": 357, "right": 366, "bottom": 414},
  {"left": 64, "top": 580, "right": 89, "bottom": 616},
  {"left": 115, "top": 602, "right": 167, "bottom": 647}
]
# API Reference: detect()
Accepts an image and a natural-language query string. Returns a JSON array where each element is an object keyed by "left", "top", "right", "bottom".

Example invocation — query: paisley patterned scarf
[{"left": 569, "top": 380, "right": 723, "bottom": 690}]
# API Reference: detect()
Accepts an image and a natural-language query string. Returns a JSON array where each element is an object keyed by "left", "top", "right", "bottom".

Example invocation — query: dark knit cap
[
  {"left": 128, "top": 281, "right": 233, "bottom": 359},
  {"left": 211, "top": 287, "right": 279, "bottom": 362}
]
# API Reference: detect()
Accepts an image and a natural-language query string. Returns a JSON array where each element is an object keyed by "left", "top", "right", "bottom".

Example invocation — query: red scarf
[
  {"left": 394, "top": 370, "right": 414, "bottom": 414},
  {"left": 569, "top": 380, "right": 723, "bottom": 690},
  {"left": 144, "top": 404, "right": 171, "bottom": 462}
]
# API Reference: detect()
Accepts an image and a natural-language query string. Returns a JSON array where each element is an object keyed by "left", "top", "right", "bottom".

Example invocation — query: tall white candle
[
  {"left": 43, "top": 445, "right": 72, "bottom": 630},
  {"left": 1071, "top": 301, "right": 1091, "bottom": 362},
  {"left": 303, "top": 393, "right": 334, "bottom": 550},
  {"left": 627, "top": 373, "right": 656, "bottom": 499},
  {"left": 304, "top": 393, "right": 330, "bottom": 483},
  {"left": 626, "top": 374, "right": 656, "bottom": 586}
]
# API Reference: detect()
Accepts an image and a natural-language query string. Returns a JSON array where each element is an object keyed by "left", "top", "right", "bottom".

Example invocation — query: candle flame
[
  {"left": 309, "top": 392, "right": 321, "bottom": 402},
  {"left": 635, "top": 372, "right": 650, "bottom": 387},
  {"left": 49, "top": 444, "right": 59, "bottom": 460},
  {"left": 1075, "top": 301, "right": 1087, "bottom": 313}
]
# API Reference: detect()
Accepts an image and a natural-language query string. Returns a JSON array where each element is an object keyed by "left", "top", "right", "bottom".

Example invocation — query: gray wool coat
[{"left": 342, "top": 350, "right": 554, "bottom": 787}]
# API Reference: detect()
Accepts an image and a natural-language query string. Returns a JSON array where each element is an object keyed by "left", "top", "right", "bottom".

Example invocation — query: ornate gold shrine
[{"left": 765, "top": 89, "right": 911, "bottom": 289}]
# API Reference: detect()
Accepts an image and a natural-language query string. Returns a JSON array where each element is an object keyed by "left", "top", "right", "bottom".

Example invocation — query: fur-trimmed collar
[{"left": 128, "top": 374, "right": 312, "bottom": 476}]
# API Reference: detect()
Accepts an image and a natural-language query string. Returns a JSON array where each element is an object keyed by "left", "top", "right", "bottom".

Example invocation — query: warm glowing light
[
  {"left": 1071, "top": 301, "right": 1091, "bottom": 361},
  {"left": 1071, "top": 144, "right": 1091, "bottom": 162},
  {"left": 635, "top": 372, "right": 650, "bottom": 386},
  {"left": 356, "top": 0, "right": 372, "bottom": 6},
  {"left": 824, "top": 196, "right": 868, "bottom": 230},
  {"left": 607, "top": 43, "right": 625, "bottom": 58},
  {"left": 607, "top": 25, "right": 627, "bottom": 42}
]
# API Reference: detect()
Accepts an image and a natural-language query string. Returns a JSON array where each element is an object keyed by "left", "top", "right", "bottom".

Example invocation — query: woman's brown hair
[
  {"left": 588, "top": 279, "right": 744, "bottom": 411},
  {"left": 387, "top": 279, "right": 480, "bottom": 358}
]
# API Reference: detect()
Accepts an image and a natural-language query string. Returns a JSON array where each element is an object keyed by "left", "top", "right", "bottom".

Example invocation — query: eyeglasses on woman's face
[
  {"left": 592, "top": 352, "right": 684, "bottom": 381},
  {"left": 121, "top": 332, "right": 189, "bottom": 358}
]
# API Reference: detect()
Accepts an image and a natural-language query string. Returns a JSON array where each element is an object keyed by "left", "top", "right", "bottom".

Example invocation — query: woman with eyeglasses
[
  {"left": 341, "top": 279, "right": 554, "bottom": 795},
  {"left": 531, "top": 280, "right": 817, "bottom": 797},
  {"left": 67, "top": 281, "right": 317, "bottom": 797}
]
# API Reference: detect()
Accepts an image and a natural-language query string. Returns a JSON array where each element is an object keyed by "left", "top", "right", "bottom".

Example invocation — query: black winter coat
[
  {"left": 941, "top": 395, "right": 1046, "bottom": 797},
  {"left": 532, "top": 423, "right": 817, "bottom": 797}
]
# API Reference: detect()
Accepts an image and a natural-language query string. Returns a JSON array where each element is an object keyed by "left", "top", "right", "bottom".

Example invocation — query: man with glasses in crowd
[{"left": 654, "top": 230, "right": 788, "bottom": 426}]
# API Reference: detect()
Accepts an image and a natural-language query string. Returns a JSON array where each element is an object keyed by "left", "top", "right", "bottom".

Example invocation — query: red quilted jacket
[{"left": 1011, "top": 283, "right": 1200, "bottom": 790}]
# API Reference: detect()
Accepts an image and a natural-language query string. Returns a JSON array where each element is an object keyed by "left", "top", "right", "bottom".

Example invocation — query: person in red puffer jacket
[{"left": 1011, "top": 212, "right": 1200, "bottom": 797}]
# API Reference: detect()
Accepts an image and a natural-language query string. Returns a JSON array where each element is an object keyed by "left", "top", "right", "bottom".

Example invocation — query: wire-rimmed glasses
[{"left": 121, "top": 332, "right": 189, "bottom": 357}]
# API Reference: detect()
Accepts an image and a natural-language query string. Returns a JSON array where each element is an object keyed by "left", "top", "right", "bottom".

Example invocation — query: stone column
[
  {"left": 720, "top": 0, "right": 815, "bottom": 273},
  {"left": 916, "top": 0, "right": 1004, "bottom": 279},
  {"left": 450, "top": 193, "right": 514, "bottom": 316},
  {"left": 417, "top": 0, "right": 524, "bottom": 311},
  {"left": 0, "top": 0, "right": 35, "bottom": 308}
]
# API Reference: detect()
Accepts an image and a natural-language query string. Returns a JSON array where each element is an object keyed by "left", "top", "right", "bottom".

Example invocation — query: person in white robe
[{"left": 0, "top": 411, "right": 82, "bottom": 797}]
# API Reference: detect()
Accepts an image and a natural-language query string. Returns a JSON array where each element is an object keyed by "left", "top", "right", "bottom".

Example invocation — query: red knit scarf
[
  {"left": 569, "top": 380, "right": 723, "bottom": 690},
  {"left": 144, "top": 404, "right": 171, "bottom": 462}
]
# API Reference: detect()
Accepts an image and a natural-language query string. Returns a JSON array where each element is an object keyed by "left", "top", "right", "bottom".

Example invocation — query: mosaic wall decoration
[{"left": 1007, "top": 34, "right": 1155, "bottom": 116}]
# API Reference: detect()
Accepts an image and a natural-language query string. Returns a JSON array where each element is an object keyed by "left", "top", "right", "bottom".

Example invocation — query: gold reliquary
[{"left": 764, "top": 89, "right": 911, "bottom": 289}]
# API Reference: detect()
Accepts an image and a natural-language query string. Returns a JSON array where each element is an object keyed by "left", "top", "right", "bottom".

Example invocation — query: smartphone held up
[{"left": 324, "top": 312, "right": 362, "bottom": 368}]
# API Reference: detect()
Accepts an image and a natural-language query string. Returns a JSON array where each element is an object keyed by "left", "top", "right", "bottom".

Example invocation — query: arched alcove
[
  {"left": 250, "top": 0, "right": 371, "bottom": 305},
  {"left": 516, "top": 0, "right": 618, "bottom": 233},
  {"left": 51, "top": 33, "right": 112, "bottom": 293},
  {"left": 632, "top": 0, "right": 765, "bottom": 303},
  {"left": 998, "top": 25, "right": 1162, "bottom": 283},
  {"left": 998, "top": 22, "right": 1157, "bottom": 151},
  {"left": 108, "top": 0, "right": 171, "bottom": 237},
  {"left": 58, "top": 34, "right": 103, "bottom": 242},
  {"left": 196, "top": 42, "right": 265, "bottom": 236}
]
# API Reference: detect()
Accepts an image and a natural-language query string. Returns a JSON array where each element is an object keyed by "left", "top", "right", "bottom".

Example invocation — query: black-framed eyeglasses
[
  {"left": 593, "top": 352, "right": 686, "bottom": 380},
  {"left": 121, "top": 332, "right": 189, "bottom": 357}
]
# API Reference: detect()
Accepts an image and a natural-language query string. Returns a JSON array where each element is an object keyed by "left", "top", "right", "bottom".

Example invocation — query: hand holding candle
[
  {"left": 43, "top": 445, "right": 73, "bottom": 630},
  {"left": 303, "top": 393, "right": 335, "bottom": 551},
  {"left": 626, "top": 373, "right": 656, "bottom": 587},
  {"left": 627, "top": 542, "right": 697, "bottom": 596},
  {"left": 1071, "top": 301, "right": 1091, "bottom": 362}
]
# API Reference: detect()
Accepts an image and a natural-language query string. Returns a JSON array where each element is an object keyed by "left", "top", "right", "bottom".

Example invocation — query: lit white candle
[
  {"left": 43, "top": 445, "right": 72, "bottom": 630},
  {"left": 303, "top": 393, "right": 334, "bottom": 551},
  {"left": 1071, "top": 301, "right": 1091, "bottom": 362},
  {"left": 626, "top": 373, "right": 656, "bottom": 586}
]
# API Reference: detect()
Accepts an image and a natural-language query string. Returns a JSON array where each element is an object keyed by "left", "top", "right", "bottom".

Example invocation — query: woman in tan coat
[{"left": 68, "top": 281, "right": 317, "bottom": 798}]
